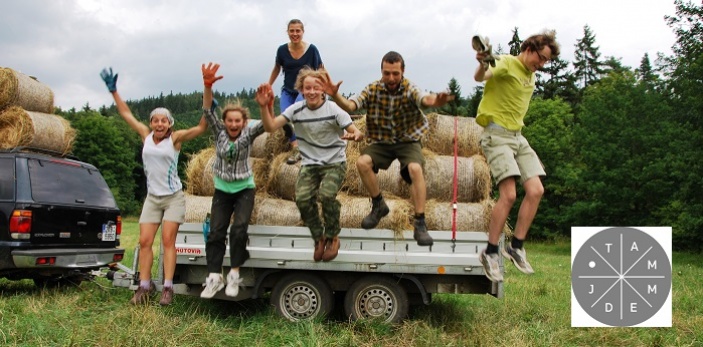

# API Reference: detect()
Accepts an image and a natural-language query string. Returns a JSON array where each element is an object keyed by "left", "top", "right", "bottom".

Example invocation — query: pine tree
[
  {"left": 508, "top": 27, "right": 522, "bottom": 56},
  {"left": 573, "top": 25, "right": 604, "bottom": 88}
]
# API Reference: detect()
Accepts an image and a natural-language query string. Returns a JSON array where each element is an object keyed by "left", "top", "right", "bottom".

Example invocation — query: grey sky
[{"left": 0, "top": 0, "right": 677, "bottom": 111}]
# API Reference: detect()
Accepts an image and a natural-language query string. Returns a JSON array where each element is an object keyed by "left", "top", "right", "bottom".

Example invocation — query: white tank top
[{"left": 142, "top": 132, "right": 182, "bottom": 196}]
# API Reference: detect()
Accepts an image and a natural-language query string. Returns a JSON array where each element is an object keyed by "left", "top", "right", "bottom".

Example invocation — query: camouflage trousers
[{"left": 295, "top": 162, "right": 347, "bottom": 241}]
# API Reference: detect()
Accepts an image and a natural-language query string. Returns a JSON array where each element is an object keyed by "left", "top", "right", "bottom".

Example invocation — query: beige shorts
[
  {"left": 480, "top": 126, "right": 546, "bottom": 185},
  {"left": 139, "top": 190, "right": 186, "bottom": 224}
]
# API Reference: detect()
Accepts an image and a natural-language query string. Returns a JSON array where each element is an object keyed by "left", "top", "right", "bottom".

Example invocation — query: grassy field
[{"left": 0, "top": 221, "right": 701, "bottom": 346}]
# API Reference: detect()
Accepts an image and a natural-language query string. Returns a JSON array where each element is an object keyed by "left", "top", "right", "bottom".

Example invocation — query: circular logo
[{"left": 571, "top": 227, "right": 671, "bottom": 326}]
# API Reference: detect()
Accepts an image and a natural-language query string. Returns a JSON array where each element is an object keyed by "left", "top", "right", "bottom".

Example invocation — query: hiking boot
[
  {"left": 480, "top": 250, "right": 503, "bottom": 282},
  {"left": 361, "top": 197, "right": 389, "bottom": 229},
  {"left": 413, "top": 219, "right": 433, "bottom": 246},
  {"left": 322, "top": 237, "right": 340, "bottom": 262},
  {"left": 502, "top": 245, "right": 535, "bottom": 274},
  {"left": 200, "top": 273, "right": 224, "bottom": 299},
  {"left": 129, "top": 281, "right": 156, "bottom": 305},
  {"left": 225, "top": 272, "right": 243, "bottom": 297},
  {"left": 286, "top": 147, "right": 301, "bottom": 165},
  {"left": 313, "top": 237, "right": 326, "bottom": 262},
  {"left": 159, "top": 286, "right": 174, "bottom": 306}
]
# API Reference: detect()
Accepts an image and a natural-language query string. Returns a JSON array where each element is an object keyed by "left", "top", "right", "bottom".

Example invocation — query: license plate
[{"left": 101, "top": 223, "right": 116, "bottom": 241}]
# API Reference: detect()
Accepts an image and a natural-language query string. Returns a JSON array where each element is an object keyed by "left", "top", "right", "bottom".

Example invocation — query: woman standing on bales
[
  {"left": 256, "top": 67, "right": 363, "bottom": 262},
  {"left": 99, "top": 67, "right": 208, "bottom": 306},
  {"left": 268, "top": 18, "right": 324, "bottom": 165},
  {"left": 199, "top": 63, "right": 268, "bottom": 299}
]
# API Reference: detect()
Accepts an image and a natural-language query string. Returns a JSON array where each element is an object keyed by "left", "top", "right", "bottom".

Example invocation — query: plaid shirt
[
  {"left": 350, "top": 78, "right": 429, "bottom": 143},
  {"left": 203, "top": 108, "right": 264, "bottom": 181}
]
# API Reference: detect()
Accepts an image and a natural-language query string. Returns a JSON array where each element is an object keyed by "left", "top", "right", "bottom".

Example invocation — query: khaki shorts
[
  {"left": 480, "top": 126, "right": 545, "bottom": 184},
  {"left": 139, "top": 190, "right": 186, "bottom": 224},
  {"left": 362, "top": 141, "right": 424, "bottom": 184}
]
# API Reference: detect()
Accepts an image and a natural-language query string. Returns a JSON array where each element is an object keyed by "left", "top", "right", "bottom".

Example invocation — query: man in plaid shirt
[{"left": 322, "top": 51, "right": 453, "bottom": 246}]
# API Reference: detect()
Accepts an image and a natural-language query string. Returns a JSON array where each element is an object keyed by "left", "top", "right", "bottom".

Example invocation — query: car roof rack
[{"left": 1, "top": 147, "right": 80, "bottom": 161}]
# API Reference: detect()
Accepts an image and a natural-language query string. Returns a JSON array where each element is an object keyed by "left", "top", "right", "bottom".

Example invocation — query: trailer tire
[
  {"left": 344, "top": 275, "right": 409, "bottom": 323},
  {"left": 271, "top": 272, "right": 334, "bottom": 321}
]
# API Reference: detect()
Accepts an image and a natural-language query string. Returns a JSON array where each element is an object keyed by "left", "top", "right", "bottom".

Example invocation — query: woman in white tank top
[{"left": 100, "top": 67, "right": 208, "bottom": 306}]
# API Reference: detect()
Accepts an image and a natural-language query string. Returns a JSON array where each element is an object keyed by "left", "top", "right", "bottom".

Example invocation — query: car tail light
[
  {"left": 10, "top": 210, "right": 32, "bottom": 239},
  {"left": 116, "top": 216, "right": 122, "bottom": 236},
  {"left": 36, "top": 257, "right": 56, "bottom": 265},
  {"left": 113, "top": 253, "right": 124, "bottom": 262}
]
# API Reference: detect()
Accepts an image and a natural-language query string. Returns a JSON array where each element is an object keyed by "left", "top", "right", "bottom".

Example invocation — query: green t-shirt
[
  {"left": 214, "top": 175, "right": 255, "bottom": 194},
  {"left": 475, "top": 55, "right": 535, "bottom": 131}
]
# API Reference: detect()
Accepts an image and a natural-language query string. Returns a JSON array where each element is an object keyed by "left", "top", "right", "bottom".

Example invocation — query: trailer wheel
[
  {"left": 271, "top": 272, "right": 334, "bottom": 321},
  {"left": 344, "top": 275, "right": 409, "bottom": 323}
]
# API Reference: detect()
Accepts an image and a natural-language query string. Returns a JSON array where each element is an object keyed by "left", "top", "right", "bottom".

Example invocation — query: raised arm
[
  {"left": 421, "top": 92, "right": 455, "bottom": 108},
  {"left": 268, "top": 63, "right": 281, "bottom": 86},
  {"left": 321, "top": 70, "right": 357, "bottom": 113},
  {"left": 255, "top": 83, "right": 288, "bottom": 133},
  {"left": 100, "top": 67, "right": 150, "bottom": 140},
  {"left": 474, "top": 52, "right": 494, "bottom": 82}
]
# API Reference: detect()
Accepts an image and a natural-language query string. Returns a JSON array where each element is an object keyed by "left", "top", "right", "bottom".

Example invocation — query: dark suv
[{"left": 0, "top": 148, "right": 124, "bottom": 286}]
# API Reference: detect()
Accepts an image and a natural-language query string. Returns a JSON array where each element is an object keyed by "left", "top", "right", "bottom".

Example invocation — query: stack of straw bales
[
  {"left": 184, "top": 113, "right": 500, "bottom": 236},
  {"left": 0, "top": 67, "right": 75, "bottom": 154}
]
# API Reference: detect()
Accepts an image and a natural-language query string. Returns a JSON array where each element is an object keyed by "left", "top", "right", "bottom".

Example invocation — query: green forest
[{"left": 55, "top": 1, "right": 702, "bottom": 252}]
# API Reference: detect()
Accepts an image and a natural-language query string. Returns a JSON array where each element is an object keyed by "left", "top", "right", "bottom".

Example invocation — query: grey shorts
[
  {"left": 480, "top": 126, "right": 546, "bottom": 184},
  {"left": 139, "top": 190, "right": 186, "bottom": 224}
]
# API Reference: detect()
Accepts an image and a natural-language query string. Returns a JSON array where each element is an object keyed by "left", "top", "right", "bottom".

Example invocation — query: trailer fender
[{"left": 394, "top": 274, "right": 430, "bottom": 305}]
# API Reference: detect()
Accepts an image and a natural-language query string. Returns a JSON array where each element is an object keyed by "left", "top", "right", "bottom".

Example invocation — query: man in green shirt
[{"left": 474, "top": 31, "right": 560, "bottom": 282}]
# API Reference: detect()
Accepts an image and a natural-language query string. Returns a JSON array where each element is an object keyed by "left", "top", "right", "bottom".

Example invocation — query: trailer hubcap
[{"left": 284, "top": 285, "right": 319, "bottom": 318}]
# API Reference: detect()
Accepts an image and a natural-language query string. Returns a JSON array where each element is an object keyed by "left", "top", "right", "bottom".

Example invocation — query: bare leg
[
  {"left": 160, "top": 221, "right": 180, "bottom": 282},
  {"left": 488, "top": 178, "right": 517, "bottom": 245},
  {"left": 513, "top": 176, "right": 544, "bottom": 240},
  {"left": 407, "top": 162, "right": 426, "bottom": 214},
  {"left": 138, "top": 223, "right": 160, "bottom": 281},
  {"left": 357, "top": 154, "right": 380, "bottom": 197}
]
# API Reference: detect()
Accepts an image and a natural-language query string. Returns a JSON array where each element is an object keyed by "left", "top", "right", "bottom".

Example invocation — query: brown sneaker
[
  {"left": 322, "top": 237, "right": 340, "bottom": 262},
  {"left": 159, "top": 286, "right": 174, "bottom": 306},
  {"left": 129, "top": 282, "right": 156, "bottom": 305},
  {"left": 313, "top": 237, "right": 326, "bottom": 262}
]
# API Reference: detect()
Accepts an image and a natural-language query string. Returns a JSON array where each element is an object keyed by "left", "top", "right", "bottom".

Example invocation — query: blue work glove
[{"left": 100, "top": 67, "right": 118, "bottom": 92}]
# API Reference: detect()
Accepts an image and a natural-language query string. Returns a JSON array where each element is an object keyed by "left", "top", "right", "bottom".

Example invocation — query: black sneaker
[
  {"left": 413, "top": 219, "right": 433, "bottom": 246},
  {"left": 361, "top": 198, "right": 390, "bottom": 229}
]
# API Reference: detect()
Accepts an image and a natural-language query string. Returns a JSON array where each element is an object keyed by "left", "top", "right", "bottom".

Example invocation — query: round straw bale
[
  {"left": 0, "top": 106, "right": 75, "bottom": 154},
  {"left": 184, "top": 193, "right": 213, "bottom": 223},
  {"left": 337, "top": 193, "right": 412, "bottom": 234},
  {"left": 254, "top": 196, "right": 304, "bottom": 226},
  {"left": 423, "top": 113, "right": 483, "bottom": 157},
  {"left": 250, "top": 131, "right": 269, "bottom": 158},
  {"left": 266, "top": 152, "right": 300, "bottom": 200},
  {"left": 185, "top": 147, "right": 215, "bottom": 196},
  {"left": 423, "top": 154, "right": 491, "bottom": 203},
  {"left": 424, "top": 199, "right": 493, "bottom": 232},
  {"left": 0, "top": 68, "right": 54, "bottom": 113},
  {"left": 268, "top": 128, "right": 292, "bottom": 157}
]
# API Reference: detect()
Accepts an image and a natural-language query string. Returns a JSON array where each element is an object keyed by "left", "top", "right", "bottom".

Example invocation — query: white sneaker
[
  {"left": 480, "top": 249, "right": 504, "bottom": 282},
  {"left": 200, "top": 273, "right": 224, "bottom": 299},
  {"left": 225, "top": 271, "right": 243, "bottom": 297}
]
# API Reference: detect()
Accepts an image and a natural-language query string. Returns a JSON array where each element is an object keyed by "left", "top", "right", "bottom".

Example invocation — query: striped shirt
[
  {"left": 203, "top": 108, "right": 265, "bottom": 182},
  {"left": 282, "top": 99, "right": 353, "bottom": 166},
  {"left": 350, "top": 78, "right": 429, "bottom": 144}
]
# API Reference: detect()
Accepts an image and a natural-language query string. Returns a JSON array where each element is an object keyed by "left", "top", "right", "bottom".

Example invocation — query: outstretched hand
[
  {"left": 341, "top": 129, "right": 364, "bottom": 142},
  {"left": 321, "top": 71, "right": 343, "bottom": 97},
  {"left": 100, "top": 67, "right": 118, "bottom": 92},
  {"left": 436, "top": 92, "right": 455, "bottom": 106},
  {"left": 255, "top": 83, "right": 274, "bottom": 108},
  {"left": 202, "top": 62, "right": 223, "bottom": 88}
]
